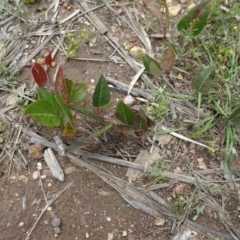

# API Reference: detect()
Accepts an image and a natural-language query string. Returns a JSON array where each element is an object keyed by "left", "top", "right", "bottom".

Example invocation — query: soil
[{"left": 1, "top": 0, "right": 240, "bottom": 240}]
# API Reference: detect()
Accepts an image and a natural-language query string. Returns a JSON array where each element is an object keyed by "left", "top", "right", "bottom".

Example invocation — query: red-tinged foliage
[
  {"left": 45, "top": 50, "right": 53, "bottom": 66},
  {"left": 55, "top": 64, "right": 68, "bottom": 102},
  {"left": 32, "top": 63, "right": 48, "bottom": 87},
  {"left": 62, "top": 123, "right": 76, "bottom": 136}
]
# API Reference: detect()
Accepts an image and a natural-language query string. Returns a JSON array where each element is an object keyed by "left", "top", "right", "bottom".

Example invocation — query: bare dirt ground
[{"left": 1, "top": 0, "right": 240, "bottom": 240}]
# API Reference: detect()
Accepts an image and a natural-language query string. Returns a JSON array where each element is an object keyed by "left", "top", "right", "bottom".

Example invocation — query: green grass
[{"left": 146, "top": 0, "right": 240, "bottom": 170}]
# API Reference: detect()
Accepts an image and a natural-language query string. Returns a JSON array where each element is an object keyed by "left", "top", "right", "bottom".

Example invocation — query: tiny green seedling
[
  {"left": 192, "top": 204, "right": 205, "bottom": 221},
  {"left": 66, "top": 30, "right": 88, "bottom": 58}
]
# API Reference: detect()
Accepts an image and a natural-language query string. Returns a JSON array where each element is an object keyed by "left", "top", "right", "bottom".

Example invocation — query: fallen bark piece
[{"left": 44, "top": 148, "right": 64, "bottom": 182}]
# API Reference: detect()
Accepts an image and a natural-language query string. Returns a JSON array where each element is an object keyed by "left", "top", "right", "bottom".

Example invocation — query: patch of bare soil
[{"left": 1, "top": 0, "right": 240, "bottom": 240}]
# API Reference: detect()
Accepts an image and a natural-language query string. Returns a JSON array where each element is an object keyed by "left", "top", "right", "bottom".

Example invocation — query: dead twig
[{"left": 25, "top": 181, "right": 73, "bottom": 240}]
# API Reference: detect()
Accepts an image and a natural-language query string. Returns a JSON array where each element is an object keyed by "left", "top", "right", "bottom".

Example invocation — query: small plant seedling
[
  {"left": 148, "top": 160, "right": 167, "bottom": 182},
  {"left": 66, "top": 30, "right": 88, "bottom": 58},
  {"left": 25, "top": 52, "right": 154, "bottom": 141},
  {"left": 192, "top": 204, "right": 205, "bottom": 221}
]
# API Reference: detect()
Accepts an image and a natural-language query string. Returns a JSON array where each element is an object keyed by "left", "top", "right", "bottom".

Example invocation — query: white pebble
[
  {"left": 41, "top": 175, "right": 47, "bottom": 179},
  {"left": 122, "top": 230, "right": 127, "bottom": 236},
  {"left": 107, "top": 233, "right": 114, "bottom": 240},
  {"left": 32, "top": 171, "right": 39, "bottom": 180},
  {"left": 47, "top": 207, "right": 52, "bottom": 211},
  {"left": 18, "top": 222, "right": 24, "bottom": 227},
  {"left": 86, "top": 232, "right": 89, "bottom": 238},
  {"left": 90, "top": 79, "right": 95, "bottom": 83},
  {"left": 106, "top": 217, "right": 111, "bottom": 222},
  {"left": 37, "top": 162, "right": 42, "bottom": 170}
]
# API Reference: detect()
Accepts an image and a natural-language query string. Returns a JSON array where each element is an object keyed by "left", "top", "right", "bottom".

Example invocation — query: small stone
[
  {"left": 188, "top": 3, "right": 196, "bottom": 10},
  {"left": 52, "top": 217, "right": 61, "bottom": 227},
  {"left": 19, "top": 222, "right": 24, "bottom": 227},
  {"left": 47, "top": 207, "right": 52, "bottom": 211},
  {"left": 67, "top": 5, "right": 72, "bottom": 11},
  {"left": 28, "top": 143, "right": 44, "bottom": 159},
  {"left": 86, "top": 232, "right": 89, "bottom": 238},
  {"left": 53, "top": 227, "right": 61, "bottom": 234},
  {"left": 107, "top": 233, "right": 114, "bottom": 240},
  {"left": 41, "top": 175, "right": 47, "bottom": 179},
  {"left": 175, "top": 183, "right": 187, "bottom": 195},
  {"left": 173, "top": 167, "right": 182, "bottom": 174},
  {"left": 123, "top": 95, "right": 136, "bottom": 106},
  {"left": 36, "top": 58, "right": 44, "bottom": 65},
  {"left": 106, "top": 217, "right": 111, "bottom": 222},
  {"left": 153, "top": 218, "right": 165, "bottom": 226},
  {"left": 32, "top": 171, "right": 39, "bottom": 180},
  {"left": 117, "top": 8, "right": 123, "bottom": 15},
  {"left": 129, "top": 46, "right": 146, "bottom": 58},
  {"left": 44, "top": 220, "right": 48, "bottom": 224},
  {"left": 197, "top": 158, "right": 207, "bottom": 170},
  {"left": 169, "top": 5, "right": 182, "bottom": 16},
  {"left": 51, "top": 61, "right": 57, "bottom": 68},
  {"left": 37, "top": 162, "right": 42, "bottom": 170},
  {"left": 122, "top": 230, "right": 127, "bottom": 236}
]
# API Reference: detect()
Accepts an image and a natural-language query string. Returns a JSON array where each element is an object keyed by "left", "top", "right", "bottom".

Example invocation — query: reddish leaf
[
  {"left": 32, "top": 63, "right": 48, "bottom": 87},
  {"left": 45, "top": 50, "right": 53, "bottom": 66},
  {"left": 55, "top": 64, "right": 68, "bottom": 102}
]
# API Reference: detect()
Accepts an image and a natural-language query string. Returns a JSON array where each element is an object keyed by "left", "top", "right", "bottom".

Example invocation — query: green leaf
[
  {"left": 192, "top": 67, "right": 216, "bottom": 93},
  {"left": 92, "top": 75, "right": 110, "bottom": 107},
  {"left": 24, "top": 100, "right": 61, "bottom": 127},
  {"left": 228, "top": 106, "right": 240, "bottom": 125},
  {"left": 69, "top": 105, "right": 104, "bottom": 123},
  {"left": 115, "top": 101, "right": 135, "bottom": 126},
  {"left": 90, "top": 122, "right": 113, "bottom": 138},
  {"left": 67, "top": 141, "right": 87, "bottom": 151},
  {"left": 177, "top": 1, "right": 211, "bottom": 36},
  {"left": 37, "top": 88, "right": 60, "bottom": 114},
  {"left": 143, "top": 55, "right": 161, "bottom": 78},
  {"left": 66, "top": 78, "right": 87, "bottom": 103},
  {"left": 54, "top": 95, "right": 74, "bottom": 127},
  {"left": 65, "top": 78, "right": 73, "bottom": 98}
]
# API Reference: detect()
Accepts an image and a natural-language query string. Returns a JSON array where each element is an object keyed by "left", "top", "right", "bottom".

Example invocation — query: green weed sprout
[{"left": 66, "top": 30, "right": 88, "bottom": 58}]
